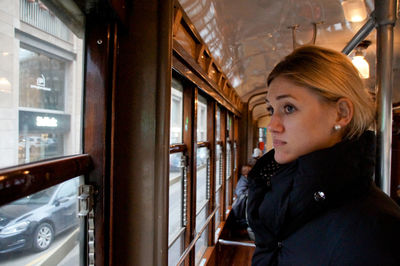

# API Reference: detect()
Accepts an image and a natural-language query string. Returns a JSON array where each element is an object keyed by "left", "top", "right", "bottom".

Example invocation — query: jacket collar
[{"left": 248, "top": 131, "right": 375, "bottom": 239}]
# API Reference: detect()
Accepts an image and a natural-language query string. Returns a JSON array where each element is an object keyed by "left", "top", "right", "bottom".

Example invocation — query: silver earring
[{"left": 334, "top": 124, "right": 341, "bottom": 131}]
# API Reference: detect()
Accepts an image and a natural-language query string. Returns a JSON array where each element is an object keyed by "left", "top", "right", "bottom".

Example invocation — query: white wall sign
[{"left": 36, "top": 116, "right": 58, "bottom": 127}]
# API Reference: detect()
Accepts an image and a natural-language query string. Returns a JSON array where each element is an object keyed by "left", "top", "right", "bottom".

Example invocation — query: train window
[
  {"left": 214, "top": 105, "right": 223, "bottom": 236},
  {"left": 195, "top": 94, "right": 209, "bottom": 263},
  {"left": 0, "top": 176, "right": 83, "bottom": 265},
  {"left": 0, "top": 0, "right": 85, "bottom": 265},
  {"left": 168, "top": 152, "right": 186, "bottom": 266},
  {"left": 214, "top": 143, "right": 222, "bottom": 234},
  {"left": 171, "top": 79, "right": 184, "bottom": 144},
  {"left": 196, "top": 147, "right": 209, "bottom": 209},
  {"left": 216, "top": 107, "right": 221, "bottom": 141},
  {"left": 225, "top": 114, "right": 233, "bottom": 208},
  {"left": 195, "top": 225, "right": 209, "bottom": 265},
  {"left": 225, "top": 141, "right": 232, "bottom": 208},
  {"left": 0, "top": 0, "right": 84, "bottom": 168},
  {"left": 197, "top": 95, "right": 207, "bottom": 141}
]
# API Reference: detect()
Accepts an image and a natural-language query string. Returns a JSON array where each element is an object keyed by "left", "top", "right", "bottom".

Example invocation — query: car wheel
[{"left": 33, "top": 223, "right": 54, "bottom": 251}]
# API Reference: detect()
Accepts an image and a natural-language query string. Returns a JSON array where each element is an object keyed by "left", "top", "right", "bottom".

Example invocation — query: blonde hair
[{"left": 267, "top": 45, "right": 375, "bottom": 140}]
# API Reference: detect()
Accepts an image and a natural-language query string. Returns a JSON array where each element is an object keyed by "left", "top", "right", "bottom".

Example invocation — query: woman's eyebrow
[
  {"left": 276, "top": 94, "right": 295, "bottom": 100},
  {"left": 266, "top": 93, "right": 298, "bottom": 103}
]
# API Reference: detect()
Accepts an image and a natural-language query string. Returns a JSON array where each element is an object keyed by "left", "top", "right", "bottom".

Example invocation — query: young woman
[{"left": 247, "top": 45, "right": 400, "bottom": 265}]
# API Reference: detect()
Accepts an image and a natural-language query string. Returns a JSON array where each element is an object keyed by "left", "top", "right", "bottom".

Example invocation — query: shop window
[{"left": 19, "top": 47, "right": 66, "bottom": 111}]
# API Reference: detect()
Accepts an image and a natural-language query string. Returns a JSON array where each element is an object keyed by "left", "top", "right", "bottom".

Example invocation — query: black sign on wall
[{"left": 19, "top": 110, "right": 71, "bottom": 134}]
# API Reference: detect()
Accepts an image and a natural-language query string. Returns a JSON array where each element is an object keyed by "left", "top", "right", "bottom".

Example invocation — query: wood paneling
[
  {"left": 111, "top": 0, "right": 173, "bottom": 264},
  {"left": 84, "top": 18, "right": 117, "bottom": 266},
  {"left": 176, "top": 23, "right": 198, "bottom": 58},
  {"left": 173, "top": 1, "right": 243, "bottom": 113}
]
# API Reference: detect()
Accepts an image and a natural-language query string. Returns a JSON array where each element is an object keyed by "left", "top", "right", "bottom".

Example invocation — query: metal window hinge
[
  {"left": 78, "top": 185, "right": 94, "bottom": 217},
  {"left": 78, "top": 184, "right": 95, "bottom": 266}
]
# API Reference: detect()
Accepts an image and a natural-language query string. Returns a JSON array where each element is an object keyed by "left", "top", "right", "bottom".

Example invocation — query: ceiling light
[
  {"left": 351, "top": 40, "right": 371, "bottom": 79},
  {"left": 352, "top": 55, "right": 369, "bottom": 78},
  {"left": 341, "top": 0, "right": 368, "bottom": 22}
]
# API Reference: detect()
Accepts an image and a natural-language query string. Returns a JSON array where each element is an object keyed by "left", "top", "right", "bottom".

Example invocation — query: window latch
[{"left": 78, "top": 184, "right": 94, "bottom": 217}]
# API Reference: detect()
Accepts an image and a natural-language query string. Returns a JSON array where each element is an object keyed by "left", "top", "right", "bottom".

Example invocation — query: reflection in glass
[
  {"left": 170, "top": 79, "right": 183, "bottom": 144},
  {"left": 0, "top": 177, "right": 81, "bottom": 265}
]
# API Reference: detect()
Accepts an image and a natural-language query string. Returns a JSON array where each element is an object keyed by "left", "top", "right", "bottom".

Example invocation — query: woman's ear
[{"left": 335, "top": 98, "right": 353, "bottom": 126}]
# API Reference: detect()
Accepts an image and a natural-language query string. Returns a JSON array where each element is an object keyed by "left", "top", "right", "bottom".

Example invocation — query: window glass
[
  {"left": 19, "top": 47, "right": 66, "bottom": 110},
  {"left": 216, "top": 107, "right": 220, "bottom": 141},
  {"left": 195, "top": 218, "right": 208, "bottom": 265},
  {"left": 225, "top": 142, "right": 232, "bottom": 208},
  {"left": 226, "top": 142, "right": 231, "bottom": 180},
  {"left": 0, "top": 0, "right": 85, "bottom": 264},
  {"left": 226, "top": 113, "right": 231, "bottom": 131},
  {"left": 197, "top": 94, "right": 207, "bottom": 142},
  {"left": 214, "top": 144, "right": 222, "bottom": 231},
  {"left": 0, "top": 0, "right": 84, "bottom": 168},
  {"left": 169, "top": 152, "right": 184, "bottom": 240},
  {"left": 168, "top": 233, "right": 184, "bottom": 266},
  {"left": 0, "top": 177, "right": 82, "bottom": 265},
  {"left": 215, "top": 144, "right": 222, "bottom": 191},
  {"left": 196, "top": 147, "right": 209, "bottom": 214},
  {"left": 225, "top": 177, "right": 231, "bottom": 209},
  {"left": 168, "top": 152, "right": 185, "bottom": 265},
  {"left": 170, "top": 79, "right": 183, "bottom": 144}
]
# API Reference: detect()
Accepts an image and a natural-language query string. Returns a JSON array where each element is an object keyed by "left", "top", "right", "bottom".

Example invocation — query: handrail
[
  {"left": 168, "top": 227, "right": 186, "bottom": 248},
  {"left": 170, "top": 144, "right": 187, "bottom": 153},
  {"left": 197, "top": 141, "right": 210, "bottom": 148},
  {"left": 218, "top": 239, "right": 256, "bottom": 248},
  {"left": 342, "top": 11, "right": 376, "bottom": 55},
  {"left": 177, "top": 207, "right": 218, "bottom": 265},
  {"left": 0, "top": 154, "right": 92, "bottom": 206}
]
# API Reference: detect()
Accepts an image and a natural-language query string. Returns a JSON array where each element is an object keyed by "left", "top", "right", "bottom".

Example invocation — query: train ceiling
[{"left": 178, "top": 0, "right": 400, "bottom": 120}]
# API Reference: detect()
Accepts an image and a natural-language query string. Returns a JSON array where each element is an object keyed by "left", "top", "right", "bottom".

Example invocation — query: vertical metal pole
[{"left": 375, "top": 0, "right": 397, "bottom": 195}]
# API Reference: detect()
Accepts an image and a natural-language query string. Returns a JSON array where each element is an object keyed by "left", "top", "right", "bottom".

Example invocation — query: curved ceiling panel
[{"left": 178, "top": 0, "right": 400, "bottom": 105}]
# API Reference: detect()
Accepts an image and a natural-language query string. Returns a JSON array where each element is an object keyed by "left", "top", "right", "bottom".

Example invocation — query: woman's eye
[{"left": 284, "top": 104, "right": 296, "bottom": 114}]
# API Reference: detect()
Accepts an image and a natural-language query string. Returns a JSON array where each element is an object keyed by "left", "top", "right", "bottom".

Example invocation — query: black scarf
[{"left": 247, "top": 131, "right": 375, "bottom": 263}]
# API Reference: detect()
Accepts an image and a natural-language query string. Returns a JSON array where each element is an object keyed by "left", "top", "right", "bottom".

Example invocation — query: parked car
[{"left": 0, "top": 178, "right": 79, "bottom": 253}]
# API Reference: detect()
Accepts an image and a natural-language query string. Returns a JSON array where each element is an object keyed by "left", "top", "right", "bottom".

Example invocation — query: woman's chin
[{"left": 274, "top": 152, "right": 295, "bottom": 164}]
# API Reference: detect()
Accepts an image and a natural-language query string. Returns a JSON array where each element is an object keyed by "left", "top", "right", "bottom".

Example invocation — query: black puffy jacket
[{"left": 247, "top": 131, "right": 400, "bottom": 265}]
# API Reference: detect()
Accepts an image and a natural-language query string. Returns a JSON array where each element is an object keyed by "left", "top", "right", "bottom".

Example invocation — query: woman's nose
[{"left": 267, "top": 114, "right": 283, "bottom": 133}]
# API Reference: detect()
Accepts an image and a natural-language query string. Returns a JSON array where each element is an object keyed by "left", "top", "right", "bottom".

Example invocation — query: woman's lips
[{"left": 273, "top": 139, "right": 286, "bottom": 147}]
